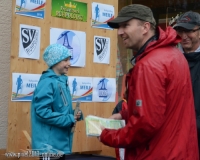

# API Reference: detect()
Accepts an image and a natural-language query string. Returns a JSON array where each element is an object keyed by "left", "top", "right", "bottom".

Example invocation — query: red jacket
[{"left": 100, "top": 27, "right": 199, "bottom": 160}]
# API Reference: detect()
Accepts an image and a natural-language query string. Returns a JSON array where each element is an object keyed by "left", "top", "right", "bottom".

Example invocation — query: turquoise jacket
[{"left": 31, "top": 69, "right": 75, "bottom": 154}]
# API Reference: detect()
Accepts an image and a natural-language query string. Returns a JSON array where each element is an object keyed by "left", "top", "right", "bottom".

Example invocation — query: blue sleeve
[{"left": 32, "top": 80, "right": 75, "bottom": 128}]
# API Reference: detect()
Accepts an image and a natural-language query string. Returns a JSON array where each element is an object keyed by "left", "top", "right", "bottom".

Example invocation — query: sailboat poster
[
  {"left": 92, "top": 77, "right": 116, "bottom": 102},
  {"left": 50, "top": 27, "right": 86, "bottom": 67}
]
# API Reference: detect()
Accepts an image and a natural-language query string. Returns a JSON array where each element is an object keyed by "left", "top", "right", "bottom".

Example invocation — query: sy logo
[
  {"left": 95, "top": 37, "right": 109, "bottom": 61},
  {"left": 21, "top": 27, "right": 39, "bottom": 55}
]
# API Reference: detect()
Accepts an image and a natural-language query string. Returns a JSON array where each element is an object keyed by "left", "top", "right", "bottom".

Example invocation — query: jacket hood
[
  {"left": 39, "top": 69, "right": 68, "bottom": 83},
  {"left": 141, "top": 26, "right": 181, "bottom": 56}
]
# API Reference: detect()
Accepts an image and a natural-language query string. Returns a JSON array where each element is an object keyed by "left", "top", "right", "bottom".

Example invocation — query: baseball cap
[
  {"left": 173, "top": 11, "right": 200, "bottom": 30},
  {"left": 107, "top": 4, "right": 156, "bottom": 29},
  {"left": 43, "top": 43, "right": 71, "bottom": 68}
]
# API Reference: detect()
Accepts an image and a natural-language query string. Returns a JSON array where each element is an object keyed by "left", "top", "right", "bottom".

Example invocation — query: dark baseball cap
[
  {"left": 173, "top": 11, "right": 200, "bottom": 30},
  {"left": 107, "top": 4, "right": 156, "bottom": 29}
]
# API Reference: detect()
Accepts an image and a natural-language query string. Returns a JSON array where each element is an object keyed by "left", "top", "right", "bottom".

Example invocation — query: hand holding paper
[{"left": 85, "top": 115, "right": 125, "bottom": 137}]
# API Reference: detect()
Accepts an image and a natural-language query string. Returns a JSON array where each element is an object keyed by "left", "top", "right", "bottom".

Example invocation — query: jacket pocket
[
  {"left": 58, "top": 83, "right": 68, "bottom": 106},
  {"left": 43, "top": 124, "right": 52, "bottom": 146}
]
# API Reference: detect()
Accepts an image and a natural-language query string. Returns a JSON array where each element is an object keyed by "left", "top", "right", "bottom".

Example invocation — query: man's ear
[
  {"left": 142, "top": 22, "right": 151, "bottom": 34},
  {"left": 198, "top": 30, "right": 200, "bottom": 39}
]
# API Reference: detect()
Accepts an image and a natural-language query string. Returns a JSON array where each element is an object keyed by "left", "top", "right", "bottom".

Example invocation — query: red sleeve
[
  {"left": 120, "top": 109, "right": 128, "bottom": 123},
  {"left": 119, "top": 102, "right": 128, "bottom": 123},
  {"left": 122, "top": 101, "right": 128, "bottom": 111},
  {"left": 100, "top": 63, "right": 167, "bottom": 148}
]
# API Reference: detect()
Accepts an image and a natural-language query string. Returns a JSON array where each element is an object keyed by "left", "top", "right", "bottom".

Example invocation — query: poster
[
  {"left": 12, "top": 74, "right": 116, "bottom": 102},
  {"left": 12, "top": 73, "right": 41, "bottom": 101},
  {"left": 92, "top": 78, "right": 116, "bottom": 102},
  {"left": 68, "top": 76, "right": 93, "bottom": 102},
  {"left": 19, "top": 24, "right": 41, "bottom": 59},
  {"left": 50, "top": 27, "right": 86, "bottom": 67},
  {"left": 15, "top": 0, "right": 46, "bottom": 19},
  {"left": 51, "top": 0, "right": 87, "bottom": 22},
  {"left": 91, "top": 2, "right": 114, "bottom": 29},
  {"left": 93, "top": 36, "right": 110, "bottom": 64}
]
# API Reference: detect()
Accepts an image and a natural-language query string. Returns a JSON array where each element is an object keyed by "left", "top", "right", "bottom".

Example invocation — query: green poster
[{"left": 51, "top": 0, "right": 87, "bottom": 22}]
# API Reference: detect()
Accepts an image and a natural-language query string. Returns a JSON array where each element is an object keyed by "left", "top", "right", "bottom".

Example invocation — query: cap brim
[
  {"left": 173, "top": 23, "right": 196, "bottom": 30},
  {"left": 107, "top": 17, "right": 133, "bottom": 29}
]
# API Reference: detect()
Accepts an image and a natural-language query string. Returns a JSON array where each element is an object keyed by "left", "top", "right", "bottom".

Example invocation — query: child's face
[{"left": 52, "top": 57, "right": 71, "bottom": 75}]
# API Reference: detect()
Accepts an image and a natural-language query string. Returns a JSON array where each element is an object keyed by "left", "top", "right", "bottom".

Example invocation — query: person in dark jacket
[
  {"left": 173, "top": 11, "right": 200, "bottom": 153},
  {"left": 112, "top": 91, "right": 128, "bottom": 160},
  {"left": 112, "top": 91, "right": 128, "bottom": 115},
  {"left": 98, "top": 4, "right": 198, "bottom": 160}
]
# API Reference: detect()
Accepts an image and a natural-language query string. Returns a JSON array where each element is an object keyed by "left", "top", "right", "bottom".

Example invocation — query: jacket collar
[{"left": 130, "top": 34, "right": 158, "bottom": 65}]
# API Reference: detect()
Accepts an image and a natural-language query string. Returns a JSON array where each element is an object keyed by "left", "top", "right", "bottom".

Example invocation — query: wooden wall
[
  {"left": 117, "top": 0, "right": 132, "bottom": 97},
  {"left": 7, "top": 0, "right": 118, "bottom": 158}
]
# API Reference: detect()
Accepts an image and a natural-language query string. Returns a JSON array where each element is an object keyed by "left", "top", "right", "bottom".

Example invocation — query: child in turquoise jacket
[{"left": 31, "top": 44, "right": 82, "bottom": 160}]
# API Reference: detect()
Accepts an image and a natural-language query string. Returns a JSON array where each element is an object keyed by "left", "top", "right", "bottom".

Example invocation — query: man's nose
[
  {"left": 179, "top": 32, "right": 188, "bottom": 39},
  {"left": 117, "top": 27, "right": 124, "bottom": 35}
]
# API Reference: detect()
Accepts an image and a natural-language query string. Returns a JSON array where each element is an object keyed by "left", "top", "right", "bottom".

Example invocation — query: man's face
[
  {"left": 117, "top": 19, "right": 146, "bottom": 52},
  {"left": 176, "top": 26, "right": 200, "bottom": 53},
  {"left": 52, "top": 57, "right": 71, "bottom": 75}
]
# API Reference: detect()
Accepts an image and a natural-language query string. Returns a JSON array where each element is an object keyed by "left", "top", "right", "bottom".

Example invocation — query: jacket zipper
[{"left": 58, "top": 83, "right": 68, "bottom": 106}]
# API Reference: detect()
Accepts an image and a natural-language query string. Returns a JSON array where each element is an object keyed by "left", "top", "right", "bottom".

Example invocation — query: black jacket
[{"left": 184, "top": 51, "right": 200, "bottom": 150}]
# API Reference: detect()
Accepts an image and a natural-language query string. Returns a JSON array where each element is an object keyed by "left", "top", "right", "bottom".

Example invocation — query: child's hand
[{"left": 74, "top": 110, "right": 82, "bottom": 121}]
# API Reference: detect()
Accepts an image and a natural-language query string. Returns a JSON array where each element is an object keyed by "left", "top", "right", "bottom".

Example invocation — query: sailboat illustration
[{"left": 57, "top": 31, "right": 73, "bottom": 59}]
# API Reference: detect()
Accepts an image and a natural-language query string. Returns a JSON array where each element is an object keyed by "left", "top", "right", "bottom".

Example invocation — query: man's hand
[
  {"left": 100, "top": 125, "right": 105, "bottom": 130},
  {"left": 109, "top": 113, "right": 122, "bottom": 120},
  {"left": 97, "top": 125, "right": 105, "bottom": 142}
]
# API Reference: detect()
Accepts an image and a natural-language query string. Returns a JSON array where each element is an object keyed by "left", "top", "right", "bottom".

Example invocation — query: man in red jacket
[{"left": 99, "top": 4, "right": 199, "bottom": 160}]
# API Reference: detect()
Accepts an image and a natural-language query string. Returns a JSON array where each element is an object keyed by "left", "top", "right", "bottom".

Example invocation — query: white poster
[
  {"left": 91, "top": 2, "right": 114, "bottom": 29},
  {"left": 92, "top": 78, "right": 116, "bottom": 102},
  {"left": 50, "top": 27, "right": 86, "bottom": 67},
  {"left": 68, "top": 76, "right": 93, "bottom": 102},
  {"left": 19, "top": 24, "right": 41, "bottom": 59},
  {"left": 94, "top": 36, "right": 110, "bottom": 64},
  {"left": 15, "top": 0, "right": 46, "bottom": 19},
  {"left": 12, "top": 73, "right": 41, "bottom": 101}
]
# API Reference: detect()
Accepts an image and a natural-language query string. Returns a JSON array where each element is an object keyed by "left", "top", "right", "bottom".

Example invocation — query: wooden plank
[
  {"left": 19, "top": 130, "right": 31, "bottom": 152},
  {"left": 0, "top": 149, "right": 38, "bottom": 160},
  {"left": 7, "top": 0, "right": 118, "bottom": 157},
  {"left": 0, "top": 149, "right": 17, "bottom": 160}
]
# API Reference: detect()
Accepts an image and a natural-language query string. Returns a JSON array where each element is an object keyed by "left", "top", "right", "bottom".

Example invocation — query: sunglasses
[{"left": 176, "top": 27, "right": 200, "bottom": 34}]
